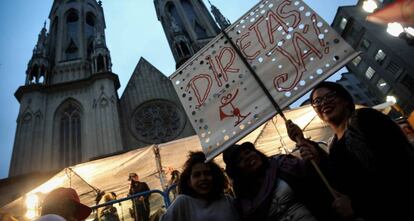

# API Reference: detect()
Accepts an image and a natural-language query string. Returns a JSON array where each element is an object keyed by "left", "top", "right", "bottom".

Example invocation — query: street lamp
[
  {"left": 363, "top": 0, "right": 414, "bottom": 45},
  {"left": 386, "top": 22, "right": 414, "bottom": 45},
  {"left": 386, "top": 95, "right": 397, "bottom": 104},
  {"left": 387, "top": 22, "right": 405, "bottom": 37},
  {"left": 386, "top": 95, "right": 406, "bottom": 117},
  {"left": 362, "top": 0, "right": 378, "bottom": 13}
]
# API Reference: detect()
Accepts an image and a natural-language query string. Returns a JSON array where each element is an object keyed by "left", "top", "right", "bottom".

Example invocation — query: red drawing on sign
[{"left": 219, "top": 89, "right": 251, "bottom": 127}]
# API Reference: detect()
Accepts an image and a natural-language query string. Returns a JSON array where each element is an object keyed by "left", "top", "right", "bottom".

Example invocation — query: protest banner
[{"left": 170, "top": 0, "right": 358, "bottom": 160}]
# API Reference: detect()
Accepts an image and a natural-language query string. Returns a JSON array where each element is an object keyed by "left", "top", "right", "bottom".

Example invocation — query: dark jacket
[
  {"left": 235, "top": 154, "right": 337, "bottom": 221},
  {"left": 319, "top": 108, "right": 414, "bottom": 220}
]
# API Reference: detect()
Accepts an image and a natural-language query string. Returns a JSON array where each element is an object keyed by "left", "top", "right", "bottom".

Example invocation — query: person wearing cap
[
  {"left": 128, "top": 173, "right": 150, "bottom": 221},
  {"left": 223, "top": 142, "right": 337, "bottom": 221},
  {"left": 36, "top": 187, "right": 92, "bottom": 221}
]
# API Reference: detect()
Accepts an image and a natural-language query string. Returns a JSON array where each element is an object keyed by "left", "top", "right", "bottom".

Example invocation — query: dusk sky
[{"left": 0, "top": 0, "right": 357, "bottom": 179}]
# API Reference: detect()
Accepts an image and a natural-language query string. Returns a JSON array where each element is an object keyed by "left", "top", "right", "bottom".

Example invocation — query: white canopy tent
[{"left": 2, "top": 104, "right": 342, "bottom": 219}]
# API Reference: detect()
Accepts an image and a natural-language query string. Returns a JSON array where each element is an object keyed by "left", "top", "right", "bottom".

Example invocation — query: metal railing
[{"left": 89, "top": 184, "right": 177, "bottom": 221}]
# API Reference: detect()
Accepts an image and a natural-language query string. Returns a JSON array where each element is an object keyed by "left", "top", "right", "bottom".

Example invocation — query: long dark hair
[
  {"left": 178, "top": 151, "right": 225, "bottom": 201},
  {"left": 223, "top": 142, "right": 269, "bottom": 198}
]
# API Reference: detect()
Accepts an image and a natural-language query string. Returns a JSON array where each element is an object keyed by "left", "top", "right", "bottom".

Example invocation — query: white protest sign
[{"left": 170, "top": 0, "right": 358, "bottom": 161}]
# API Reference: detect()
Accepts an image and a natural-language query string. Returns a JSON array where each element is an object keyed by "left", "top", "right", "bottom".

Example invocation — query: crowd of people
[{"left": 14, "top": 82, "right": 414, "bottom": 221}]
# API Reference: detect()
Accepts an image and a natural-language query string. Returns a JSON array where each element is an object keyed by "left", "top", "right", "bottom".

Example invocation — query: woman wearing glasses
[{"left": 288, "top": 81, "right": 414, "bottom": 221}]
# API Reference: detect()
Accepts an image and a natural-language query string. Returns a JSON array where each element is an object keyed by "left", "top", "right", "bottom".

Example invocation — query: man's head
[
  {"left": 128, "top": 173, "right": 139, "bottom": 182},
  {"left": 41, "top": 187, "right": 91, "bottom": 221}
]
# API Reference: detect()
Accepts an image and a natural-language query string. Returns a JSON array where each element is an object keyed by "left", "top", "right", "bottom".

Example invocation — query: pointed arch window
[
  {"left": 29, "top": 64, "right": 39, "bottom": 84},
  {"left": 65, "top": 9, "right": 79, "bottom": 60},
  {"left": 181, "top": 0, "right": 207, "bottom": 38},
  {"left": 167, "top": 3, "right": 184, "bottom": 32},
  {"left": 194, "top": 22, "right": 208, "bottom": 39},
  {"left": 85, "top": 12, "right": 95, "bottom": 39},
  {"left": 97, "top": 54, "right": 105, "bottom": 72},
  {"left": 58, "top": 101, "right": 82, "bottom": 167},
  {"left": 180, "top": 42, "right": 190, "bottom": 56},
  {"left": 65, "top": 39, "right": 78, "bottom": 60},
  {"left": 181, "top": 0, "right": 196, "bottom": 24},
  {"left": 87, "top": 38, "right": 94, "bottom": 59}
]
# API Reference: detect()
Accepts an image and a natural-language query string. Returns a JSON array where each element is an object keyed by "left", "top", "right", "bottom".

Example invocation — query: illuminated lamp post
[
  {"left": 362, "top": 0, "right": 378, "bottom": 13},
  {"left": 386, "top": 95, "right": 406, "bottom": 117},
  {"left": 362, "top": 0, "right": 414, "bottom": 45}
]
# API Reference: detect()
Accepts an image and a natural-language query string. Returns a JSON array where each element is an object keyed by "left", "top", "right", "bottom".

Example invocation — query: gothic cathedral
[{"left": 10, "top": 0, "right": 229, "bottom": 177}]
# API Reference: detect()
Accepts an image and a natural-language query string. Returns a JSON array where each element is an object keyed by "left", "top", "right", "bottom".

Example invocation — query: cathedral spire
[
  {"left": 33, "top": 22, "right": 48, "bottom": 56},
  {"left": 91, "top": 30, "right": 112, "bottom": 73},
  {"left": 154, "top": 0, "right": 221, "bottom": 69},
  {"left": 208, "top": 0, "right": 231, "bottom": 30},
  {"left": 26, "top": 24, "right": 49, "bottom": 85}
]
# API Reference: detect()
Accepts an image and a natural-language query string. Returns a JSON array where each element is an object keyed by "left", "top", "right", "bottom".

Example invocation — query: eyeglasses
[{"left": 311, "top": 91, "right": 337, "bottom": 108}]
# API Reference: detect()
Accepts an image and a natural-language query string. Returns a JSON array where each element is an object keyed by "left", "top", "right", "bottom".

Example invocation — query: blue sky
[{"left": 0, "top": 0, "right": 356, "bottom": 179}]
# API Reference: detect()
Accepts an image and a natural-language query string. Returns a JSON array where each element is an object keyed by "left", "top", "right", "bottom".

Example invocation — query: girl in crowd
[
  {"left": 161, "top": 151, "right": 240, "bottom": 221},
  {"left": 223, "top": 142, "right": 336, "bottom": 221},
  {"left": 288, "top": 81, "right": 414, "bottom": 220}
]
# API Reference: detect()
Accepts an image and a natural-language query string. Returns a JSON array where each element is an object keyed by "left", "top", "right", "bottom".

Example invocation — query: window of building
[
  {"left": 194, "top": 22, "right": 208, "bottom": 39},
  {"left": 58, "top": 101, "right": 82, "bottom": 167},
  {"left": 339, "top": 17, "right": 348, "bottom": 30},
  {"left": 167, "top": 3, "right": 184, "bottom": 32},
  {"left": 386, "top": 60, "right": 402, "bottom": 76},
  {"left": 65, "top": 9, "right": 79, "bottom": 60},
  {"left": 86, "top": 12, "right": 95, "bottom": 27},
  {"left": 401, "top": 74, "right": 414, "bottom": 94},
  {"left": 360, "top": 39, "right": 371, "bottom": 50},
  {"left": 375, "top": 49, "right": 386, "bottom": 65},
  {"left": 376, "top": 78, "right": 390, "bottom": 94},
  {"left": 352, "top": 56, "right": 362, "bottom": 66},
  {"left": 365, "top": 66, "right": 375, "bottom": 79}
]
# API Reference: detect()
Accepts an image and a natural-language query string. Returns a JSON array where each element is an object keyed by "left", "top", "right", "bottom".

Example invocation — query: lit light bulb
[
  {"left": 387, "top": 22, "right": 404, "bottom": 37},
  {"left": 386, "top": 95, "right": 397, "bottom": 104},
  {"left": 362, "top": 0, "right": 378, "bottom": 13},
  {"left": 25, "top": 194, "right": 39, "bottom": 209},
  {"left": 25, "top": 210, "right": 36, "bottom": 220}
]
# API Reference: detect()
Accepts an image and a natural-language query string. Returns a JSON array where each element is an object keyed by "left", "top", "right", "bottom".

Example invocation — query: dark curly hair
[
  {"left": 223, "top": 142, "right": 269, "bottom": 198},
  {"left": 178, "top": 151, "right": 225, "bottom": 201}
]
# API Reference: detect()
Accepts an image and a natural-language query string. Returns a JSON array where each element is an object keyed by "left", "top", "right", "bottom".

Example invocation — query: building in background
[
  {"left": 10, "top": 0, "right": 227, "bottom": 177},
  {"left": 155, "top": 0, "right": 223, "bottom": 68},
  {"left": 336, "top": 72, "right": 378, "bottom": 106},
  {"left": 331, "top": 0, "right": 414, "bottom": 114}
]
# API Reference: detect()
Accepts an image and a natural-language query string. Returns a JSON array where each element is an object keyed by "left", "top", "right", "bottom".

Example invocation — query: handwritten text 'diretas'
[{"left": 170, "top": 0, "right": 357, "bottom": 161}]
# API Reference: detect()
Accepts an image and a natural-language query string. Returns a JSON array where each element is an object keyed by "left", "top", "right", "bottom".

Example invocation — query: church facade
[{"left": 10, "top": 0, "right": 228, "bottom": 177}]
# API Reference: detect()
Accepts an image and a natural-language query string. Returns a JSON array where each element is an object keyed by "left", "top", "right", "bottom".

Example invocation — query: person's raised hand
[{"left": 286, "top": 120, "right": 304, "bottom": 142}]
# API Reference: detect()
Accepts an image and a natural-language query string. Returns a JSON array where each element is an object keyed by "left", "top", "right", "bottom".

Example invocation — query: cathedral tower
[
  {"left": 154, "top": 0, "right": 222, "bottom": 68},
  {"left": 10, "top": 0, "right": 123, "bottom": 176}
]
